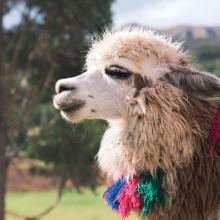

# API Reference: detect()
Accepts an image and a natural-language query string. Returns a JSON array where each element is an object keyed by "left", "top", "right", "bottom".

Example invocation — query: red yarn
[
  {"left": 116, "top": 177, "right": 142, "bottom": 218},
  {"left": 208, "top": 105, "right": 220, "bottom": 157}
]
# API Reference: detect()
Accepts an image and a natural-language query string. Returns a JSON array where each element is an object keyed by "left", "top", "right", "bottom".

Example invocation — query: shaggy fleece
[{"left": 99, "top": 81, "right": 220, "bottom": 220}]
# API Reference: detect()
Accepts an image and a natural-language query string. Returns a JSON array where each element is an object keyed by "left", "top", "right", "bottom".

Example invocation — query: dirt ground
[{"left": 6, "top": 158, "right": 60, "bottom": 192}]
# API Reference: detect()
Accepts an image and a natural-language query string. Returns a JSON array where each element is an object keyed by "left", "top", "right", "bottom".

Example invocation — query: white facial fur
[
  {"left": 54, "top": 57, "right": 160, "bottom": 123},
  {"left": 53, "top": 28, "right": 185, "bottom": 124},
  {"left": 64, "top": 69, "right": 125, "bottom": 122}
]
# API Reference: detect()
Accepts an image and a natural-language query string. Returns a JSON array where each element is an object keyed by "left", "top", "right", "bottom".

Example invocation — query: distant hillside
[
  {"left": 159, "top": 26, "right": 220, "bottom": 76},
  {"left": 119, "top": 23, "right": 220, "bottom": 45},
  {"left": 160, "top": 26, "right": 220, "bottom": 42}
]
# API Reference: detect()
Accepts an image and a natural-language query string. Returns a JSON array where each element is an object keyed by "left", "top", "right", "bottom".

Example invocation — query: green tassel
[{"left": 136, "top": 169, "right": 168, "bottom": 215}]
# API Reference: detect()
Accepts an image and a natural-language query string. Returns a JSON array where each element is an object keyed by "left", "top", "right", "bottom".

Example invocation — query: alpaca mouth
[
  {"left": 53, "top": 92, "right": 85, "bottom": 112},
  {"left": 59, "top": 99, "right": 85, "bottom": 112}
]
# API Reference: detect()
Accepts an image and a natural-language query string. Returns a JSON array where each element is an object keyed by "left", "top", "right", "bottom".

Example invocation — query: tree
[
  {"left": 0, "top": 1, "right": 7, "bottom": 219},
  {"left": 0, "top": 1, "right": 113, "bottom": 219},
  {"left": 190, "top": 44, "right": 220, "bottom": 76}
]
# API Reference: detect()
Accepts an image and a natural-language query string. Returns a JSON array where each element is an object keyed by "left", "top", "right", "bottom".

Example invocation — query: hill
[{"left": 161, "top": 25, "right": 220, "bottom": 42}]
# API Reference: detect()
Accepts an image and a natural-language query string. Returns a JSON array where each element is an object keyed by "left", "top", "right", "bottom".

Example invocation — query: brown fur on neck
[
  {"left": 123, "top": 82, "right": 216, "bottom": 173},
  {"left": 121, "top": 81, "right": 220, "bottom": 219}
]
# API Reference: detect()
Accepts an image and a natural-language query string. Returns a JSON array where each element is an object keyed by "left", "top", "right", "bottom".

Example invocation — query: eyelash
[{"left": 105, "top": 65, "right": 132, "bottom": 79}]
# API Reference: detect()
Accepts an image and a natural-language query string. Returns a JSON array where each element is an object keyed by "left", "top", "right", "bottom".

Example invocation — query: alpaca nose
[{"left": 55, "top": 80, "right": 76, "bottom": 94}]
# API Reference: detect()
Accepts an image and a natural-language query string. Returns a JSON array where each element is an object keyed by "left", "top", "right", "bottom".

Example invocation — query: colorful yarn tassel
[
  {"left": 103, "top": 105, "right": 220, "bottom": 217},
  {"left": 136, "top": 169, "right": 167, "bottom": 215},
  {"left": 208, "top": 105, "right": 220, "bottom": 157},
  {"left": 103, "top": 177, "right": 126, "bottom": 210},
  {"left": 103, "top": 169, "right": 168, "bottom": 218},
  {"left": 117, "top": 178, "right": 142, "bottom": 218}
]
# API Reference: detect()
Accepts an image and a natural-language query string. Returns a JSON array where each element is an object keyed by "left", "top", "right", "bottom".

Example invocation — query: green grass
[{"left": 6, "top": 188, "right": 134, "bottom": 220}]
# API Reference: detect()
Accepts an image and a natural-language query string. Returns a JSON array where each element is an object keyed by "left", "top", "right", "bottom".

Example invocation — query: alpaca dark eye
[{"left": 105, "top": 65, "right": 131, "bottom": 79}]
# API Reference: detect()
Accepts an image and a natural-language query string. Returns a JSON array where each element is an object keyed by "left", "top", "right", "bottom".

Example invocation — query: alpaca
[{"left": 53, "top": 27, "right": 220, "bottom": 220}]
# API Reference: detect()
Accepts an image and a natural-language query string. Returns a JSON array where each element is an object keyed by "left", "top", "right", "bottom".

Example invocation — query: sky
[
  {"left": 3, "top": 3, "right": 24, "bottom": 29},
  {"left": 3, "top": 0, "right": 220, "bottom": 29},
  {"left": 112, "top": 0, "right": 220, "bottom": 29}
]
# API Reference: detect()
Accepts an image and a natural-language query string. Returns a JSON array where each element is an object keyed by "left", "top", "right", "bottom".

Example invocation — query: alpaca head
[
  {"left": 53, "top": 27, "right": 220, "bottom": 178},
  {"left": 53, "top": 27, "right": 186, "bottom": 123}
]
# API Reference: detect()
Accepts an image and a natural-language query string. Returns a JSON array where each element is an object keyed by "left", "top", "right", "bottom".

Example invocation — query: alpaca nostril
[
  {"left": 59, "top": 85, "right": 76, "bottom": 94},
  {"left": 56, "top": 81, "right": 76, "bottom": 94}
]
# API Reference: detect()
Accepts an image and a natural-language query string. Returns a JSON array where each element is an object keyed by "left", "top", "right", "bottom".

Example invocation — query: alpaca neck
[{"left": 98, "top": 84, "right": 218, "bottom": 180}]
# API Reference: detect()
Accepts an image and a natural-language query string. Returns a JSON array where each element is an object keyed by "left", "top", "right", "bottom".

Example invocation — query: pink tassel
[
  {"left": 116, "top": 177, "right": 142, "bottom": 218},
  {"left": 208, "top": 105, "right": 220, "bottom": 157}
]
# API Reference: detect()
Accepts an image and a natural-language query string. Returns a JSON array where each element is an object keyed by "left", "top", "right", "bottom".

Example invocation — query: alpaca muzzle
[{"left": 53, "top": 91, "right": 85, "bottom": 112}]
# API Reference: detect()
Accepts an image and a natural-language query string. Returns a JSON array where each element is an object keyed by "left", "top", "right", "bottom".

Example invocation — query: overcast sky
[
  {"left": 3, "top": 0, "right": 220, "bottom": 29},
  {"left": 112, "top": 0, "right": 220, "bottom": 29}
]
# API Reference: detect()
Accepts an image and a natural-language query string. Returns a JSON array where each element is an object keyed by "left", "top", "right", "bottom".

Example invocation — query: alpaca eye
[{"left": 105, "top": 65, "right": 131, "bottom": 79}]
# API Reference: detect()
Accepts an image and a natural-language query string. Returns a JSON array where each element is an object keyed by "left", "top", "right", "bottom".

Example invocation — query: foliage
[
  {"left": 0, "top": 1, "right": 113, "bottom": 218},
  {"left": 190, "top": 44, "right": 220, "bottom": 76},
  {"left": 3, "top": 0, "right": 113, "bottom": 190},
  {"left": 27, "top": 104, "right": 106, "bottom": 188}
]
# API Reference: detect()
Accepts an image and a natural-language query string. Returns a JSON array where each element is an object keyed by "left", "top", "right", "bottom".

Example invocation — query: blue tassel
[{"left": 104, "top": 177, "right": 126, "bottom": 210}]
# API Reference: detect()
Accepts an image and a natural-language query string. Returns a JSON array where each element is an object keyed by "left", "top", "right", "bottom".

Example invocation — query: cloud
[
  {"left": 112, "top": 0, "right": 220, "bottom": 28},
  {"left": 4, "top": 0, "right": 220, "bottom": 30},
  {"left": 3, "top": 5, "right": 23, "bottom": 29}
]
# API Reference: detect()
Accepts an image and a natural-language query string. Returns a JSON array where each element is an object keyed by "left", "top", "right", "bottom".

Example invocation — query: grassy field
[{"left": 6, "top": 188, "right": 134, "bottom": 220}]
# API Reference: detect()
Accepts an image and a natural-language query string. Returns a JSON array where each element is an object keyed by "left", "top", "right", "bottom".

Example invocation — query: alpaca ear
[{"left": 162, "top": 65, "right": 220, "bottom": 100}]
